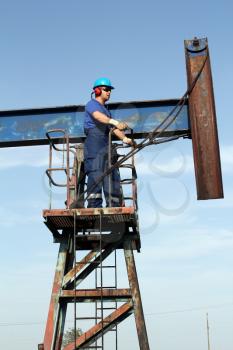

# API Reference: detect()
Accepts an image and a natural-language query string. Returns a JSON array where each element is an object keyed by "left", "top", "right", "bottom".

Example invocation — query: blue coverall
[{"left": 84, "top": 99, "right": 121, "bottom": 208}]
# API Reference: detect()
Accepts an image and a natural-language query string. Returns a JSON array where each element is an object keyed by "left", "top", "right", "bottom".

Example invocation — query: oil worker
[{"left": 83, "top": 77, "right": 134, "bottom": 208}]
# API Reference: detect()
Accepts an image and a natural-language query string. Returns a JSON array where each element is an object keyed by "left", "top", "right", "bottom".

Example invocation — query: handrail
[
  {"left": 108, "top": 128, "right": 138, "bottom": 209},
  {"left": 45, "top": 129, "right": 72, "bottom": 208}
]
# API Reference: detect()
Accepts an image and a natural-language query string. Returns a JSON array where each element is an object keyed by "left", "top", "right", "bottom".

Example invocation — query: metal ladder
[{"left": 94, "top": 235, "right": 118, "bottom": 350}]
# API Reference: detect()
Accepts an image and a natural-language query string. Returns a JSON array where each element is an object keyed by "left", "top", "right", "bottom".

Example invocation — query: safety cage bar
[{"left": 45, "top": 128, "right": 138, "bottom": 210}]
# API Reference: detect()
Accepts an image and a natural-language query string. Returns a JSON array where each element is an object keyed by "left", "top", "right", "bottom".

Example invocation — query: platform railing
[
  {"left": 108, "top": 128, "right": 138, "bottom": 210},
  {"left": 45, "top": 128, "right": 137, "bottom": 210},
  {"left": 45, "top": 129, "right": 77, "bottom": 209}
]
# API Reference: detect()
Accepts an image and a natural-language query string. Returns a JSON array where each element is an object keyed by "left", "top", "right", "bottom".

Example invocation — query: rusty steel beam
[
  {"left": 72, "top": 242, "right": 121, "bottom": 288},
  {"left": 185, "top": 37, "right": 224, "bottom": 200},
  {"left": 42, "top": 240, "right": 72, "bottom": 350},
  {"left": 124, "top": 240, "right": 150, "bottom": 350},
  {"left": 60, "top": 288, "right": 132, "bottom": 302},
  {"left": 43, "top": 206, "right": 135, "bottom": 217},
  {"left": 62, "top": 250, "right": 98, "bottom": 288},
  {"left": 63, "top": 301, "right": 134, "bottom": 350}
]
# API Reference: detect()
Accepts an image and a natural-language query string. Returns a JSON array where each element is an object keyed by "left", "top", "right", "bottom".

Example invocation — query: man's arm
[
  {"left": 113, "top": 128, "right": 135, "bottom": 146},
  {"left": 91, "top": 109, "right": 135, "bottom": 145},
  {"left": 92, "top": 111, "right": 128, "bottom": 131}
]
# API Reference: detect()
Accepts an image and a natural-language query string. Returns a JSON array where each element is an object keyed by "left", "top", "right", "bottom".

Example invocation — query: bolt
[{"left": 193, "top": 37, "right": 200, "bottom": 47}]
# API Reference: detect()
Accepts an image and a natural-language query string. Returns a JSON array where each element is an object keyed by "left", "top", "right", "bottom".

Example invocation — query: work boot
[{"left": 69, "top": 199, "right": 83, "bottom": 209}]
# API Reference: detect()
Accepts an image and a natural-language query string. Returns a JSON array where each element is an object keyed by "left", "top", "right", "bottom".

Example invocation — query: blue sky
[{"left": 0, "top": 1, "right": 232, "bottom": 349}]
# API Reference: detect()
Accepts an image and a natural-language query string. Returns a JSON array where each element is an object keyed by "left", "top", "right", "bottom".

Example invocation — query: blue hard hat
[{"left": 93, "top": 77, "right": 114, "bottom": 89}]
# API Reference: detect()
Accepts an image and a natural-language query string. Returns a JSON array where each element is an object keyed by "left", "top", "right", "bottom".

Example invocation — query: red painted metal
[
  {"left": 42, "top": 241, "right": 71, "bottom": 350},
  {"left": 185, "top": 38, "right": 224, "bottom": 200},
  {"left": 62, "top": 250, "right": 98, "bottom": 288},
  {"left": 60, "top": 288, "right": 132, "bottom": 302}
]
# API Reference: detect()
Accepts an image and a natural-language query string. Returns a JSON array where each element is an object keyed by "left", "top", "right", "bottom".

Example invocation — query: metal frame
[
  {"left": 39, "top": 214, "right": 148, "bottom": 350},
  {"left": 0, "top": 98, "right": 189, "bottom": 148}
]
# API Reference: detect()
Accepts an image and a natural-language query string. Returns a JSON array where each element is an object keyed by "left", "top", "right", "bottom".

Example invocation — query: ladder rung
[
  {"left": 96, "top": 307, "right": 117, "bottom": 310},
  {"left": 82, "top": 347, "right": 103, "bottom": 349},
  {"left": 96, "top": 286, "right": 117, "bottom": 289},
  {"left": 119, "top": 164, "right": 134, "bottom": 169},
  {"left": 75, "top": 317, "right": 102, "bottom": 320},
  {"left": 120, "top": 180, "right": 133, "bottom": 184}
]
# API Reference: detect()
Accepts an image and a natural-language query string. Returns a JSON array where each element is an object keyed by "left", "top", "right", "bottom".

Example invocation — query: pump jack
[{"left": 0, "top": 38, "right": 223, "bottom": 350}]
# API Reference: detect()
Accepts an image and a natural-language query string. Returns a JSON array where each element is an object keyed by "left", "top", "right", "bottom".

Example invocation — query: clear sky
[{"left": 0, "top": 1, "right": 232, "bottom": 349}]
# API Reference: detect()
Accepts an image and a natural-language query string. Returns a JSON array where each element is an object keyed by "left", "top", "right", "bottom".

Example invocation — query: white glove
[
  {"left": 123, "top": 137, "right": 132, "bottom": 145},
  {"left": 108, "top": 118, "right": 119, "bottom": 127}
]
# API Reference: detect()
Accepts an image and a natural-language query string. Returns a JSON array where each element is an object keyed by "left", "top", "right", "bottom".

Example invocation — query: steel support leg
[
  {"left": 42, "top": 238, "right": 72, "bottom": 350},
  {"left": 124, "top": 240, "right": 150, "bottom": 350}
]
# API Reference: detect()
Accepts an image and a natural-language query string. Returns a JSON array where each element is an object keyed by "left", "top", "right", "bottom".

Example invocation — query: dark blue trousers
[{"left": 84, "top": 127, "right": 121, "bottom": 208}]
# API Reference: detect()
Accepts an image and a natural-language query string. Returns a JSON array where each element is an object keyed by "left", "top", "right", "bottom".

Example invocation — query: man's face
[{"left": 101, "top": 86, "right": 112, "bottom": 101}]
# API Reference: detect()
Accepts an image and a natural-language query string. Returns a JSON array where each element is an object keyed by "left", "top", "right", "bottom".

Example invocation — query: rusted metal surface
[
  {"left": 44, "top": 206, "right": 135, "bottom": 216},
  {"left": 72, "top": 242, "right": 122, "bottom": 288},
  {"left": 45, "top": 130, "right": 76, "bottom": 209},
  {"left": 43, "top": 207, "right": 137, "bottom": 230},
  {"left": 43, "top": 207, "right": 141, "bottom": 251},
  {"left": 185, "top": 37, "right": 223, "bottom": 200},
  {"left": 41, "top": 222, "right": 143, "bottom": 348},
  {"left": 61, "top": 288, "right": 132, "bottom": 302},
  {"left": 62, "top": 250, "right": 98, "bottom": 288},
  {"left": 63, "top": 301, "right": 133, "bottom": 350},
  {"left": 42, "top": 240, "right": 71, "bottom": 350},
  {"left": 124, "top": 240, "right": 150, "bottom": 350}
]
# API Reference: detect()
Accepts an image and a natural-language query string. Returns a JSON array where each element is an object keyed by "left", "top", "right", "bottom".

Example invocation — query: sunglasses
[{"left": 101, "top": 87, "right": 112, "bottom": 92}]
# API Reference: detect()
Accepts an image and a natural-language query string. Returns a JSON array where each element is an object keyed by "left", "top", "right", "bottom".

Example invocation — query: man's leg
[
  {"left": 103, "top": 158, "right": 122, "bottom": 207},
  {"left": 86, "top": 171, "right": 103, "bottom": 208},
  {"left": 85, "top": 158, "right": 103, "bottom": 208}
]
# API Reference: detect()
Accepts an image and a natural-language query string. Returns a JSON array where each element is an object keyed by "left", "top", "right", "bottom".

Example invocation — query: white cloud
[
  {"left": 197, "top": 192, "right": 233, "bottom": 208},
  {"left": 135, "top": 146, "right": 193, "bottom": 176},
  {"left": 139, "top": 227, "right": 233, "bottom": 262},
  {"left": 136, "top": 144, "right": 233, "bottom": 177},
  {"left": 0, "top": 204, "right": 42, "bottom": 227},
  {"left": 0, "top": 145, "right": 67, "bottom": 169},
  {"left": 220, "top": 144, "right": 233, "bottom": 173}
]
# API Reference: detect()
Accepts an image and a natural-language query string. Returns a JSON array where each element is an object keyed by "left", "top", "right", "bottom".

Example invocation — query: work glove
[
  {"left": 109, "top": 118, "right": 129, "bottom": 130},
  {"left": 123, "top": 137, "right": 137, "bottom": 147}
]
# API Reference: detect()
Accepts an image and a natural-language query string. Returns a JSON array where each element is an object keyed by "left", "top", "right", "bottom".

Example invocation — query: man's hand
[
  {"left": 109, "top": 118, "right": 128, "bottom": 130},
  {"left": 123, "top": 137, "right": 137, "bottom": 147},
  {"left": 117, "top": 121, "right": 128, "bottom": 131}
]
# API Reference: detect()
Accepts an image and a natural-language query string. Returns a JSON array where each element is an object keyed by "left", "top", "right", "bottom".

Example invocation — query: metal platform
[{"left": 43, "top": 206, "right": 140, "bottom": 250}]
